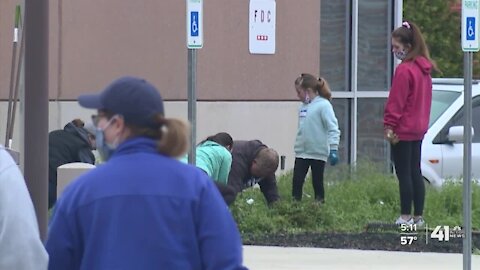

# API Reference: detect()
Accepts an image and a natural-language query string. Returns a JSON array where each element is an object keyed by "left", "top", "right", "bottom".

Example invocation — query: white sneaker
[
  {"left": 413, "top": 217, "right": 425, "bottom": 227},
  {"left": 395, "top": 216, "right": 413, "bottom": 225}
]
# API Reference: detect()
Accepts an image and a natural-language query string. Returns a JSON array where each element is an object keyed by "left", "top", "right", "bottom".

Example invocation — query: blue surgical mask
[
  {"left": 394, "top": 49, "right": 408, "bottom": 60},
  {"left": 95, "top": 117, "right": 118, "bottom": 161}
]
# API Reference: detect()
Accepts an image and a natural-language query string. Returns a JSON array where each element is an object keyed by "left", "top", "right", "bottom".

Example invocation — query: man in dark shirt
[
  {"left": 48, "top": 119, "right": 95, "bottom": 208},
  {"left": 216, "top": 140, "right": 280, "bottom": 205}
]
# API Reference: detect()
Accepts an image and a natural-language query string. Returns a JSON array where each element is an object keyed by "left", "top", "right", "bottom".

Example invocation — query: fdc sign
[
  {"left": 249, "top": 0, "right": 276, "bottom": 54},
  {"left": 462, "top": 0, "right": 480, "bottom": 51}
]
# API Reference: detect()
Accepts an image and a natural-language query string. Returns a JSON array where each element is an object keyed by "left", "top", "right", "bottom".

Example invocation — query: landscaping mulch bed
[{"left": 242, "top": 229, "right": 480, "bottom": 253}]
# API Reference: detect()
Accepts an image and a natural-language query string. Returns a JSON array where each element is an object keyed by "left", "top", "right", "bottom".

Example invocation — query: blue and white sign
[
  {"left": 462, "top": 0, "right": 480, "bottom": 51},
  {"left": 187, "top": 0, "right": 203, "bottom": 49},
  {"left": 191, "top": 12, "right": 199, "bottom": 37}
]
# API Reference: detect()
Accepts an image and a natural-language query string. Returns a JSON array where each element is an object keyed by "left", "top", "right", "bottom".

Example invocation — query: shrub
[{"left": 231, "top": 162, "right": 480, "bottom": 235}]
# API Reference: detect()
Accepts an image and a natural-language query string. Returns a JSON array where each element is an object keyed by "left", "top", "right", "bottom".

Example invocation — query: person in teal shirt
[
  {"left": 182, "top": 132, "right": 233, "bottom": 185},
  {"left": 292, "top": 73, "right": 341, "bottom": 203}
]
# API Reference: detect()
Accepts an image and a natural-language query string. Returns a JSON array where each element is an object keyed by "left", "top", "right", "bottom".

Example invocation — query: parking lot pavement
[{"left": 243, "top": 246, "right": 480, "bottom": 270}]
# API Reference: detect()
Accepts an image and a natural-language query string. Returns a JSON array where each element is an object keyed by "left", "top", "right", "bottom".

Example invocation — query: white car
[{"left": 421, "top": 78, "right": 480, "bottom": 186}]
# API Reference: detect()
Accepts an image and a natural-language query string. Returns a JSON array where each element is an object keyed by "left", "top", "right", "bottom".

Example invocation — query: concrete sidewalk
[{"left": 243, "top": 246, "right": 480, "bottom": 270}]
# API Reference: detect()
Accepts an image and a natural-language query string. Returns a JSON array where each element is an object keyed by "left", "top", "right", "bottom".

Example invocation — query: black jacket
[
  {"left": 221, "top": 140, "right": 279, "bottom": 205},
  {"left": 48, "top": 122, "right": 94, "bottom": 208}
]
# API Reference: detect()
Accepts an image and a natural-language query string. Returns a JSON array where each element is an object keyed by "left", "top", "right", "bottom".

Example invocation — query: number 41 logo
[
  {"left": 431, "top": 226, "right": 450, "bottom": 242},
  {"left": 431, "top": 225, "right": 465, "bottom": 242}
]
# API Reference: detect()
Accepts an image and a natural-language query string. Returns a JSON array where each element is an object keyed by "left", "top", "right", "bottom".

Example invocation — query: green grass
[{"left": 230, "top": 161, "right": 480, "bottom": 235}]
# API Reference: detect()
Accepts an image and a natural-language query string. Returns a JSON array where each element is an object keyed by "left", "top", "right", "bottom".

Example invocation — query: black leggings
[
  {"left": 391, "top": 140, "right": 425, "bottom": 216},
  {"left": 292, "top": 158, "right": 326, "bottom": 201}
]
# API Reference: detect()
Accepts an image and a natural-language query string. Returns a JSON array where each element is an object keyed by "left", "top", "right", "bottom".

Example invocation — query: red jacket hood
[{"left": 413, "top": 56, "right": 432, "bottom": 75}]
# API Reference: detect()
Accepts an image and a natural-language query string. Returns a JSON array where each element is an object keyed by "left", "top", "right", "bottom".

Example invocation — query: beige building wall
[
  {"left": 1, "top": 0, "right": 320, "bottom": 100},
  {"left": 0, "top": 101, "right": 300, "bottom": 171},
  {"left": 0, "top": 0, "right": 321, "bottom": 171}
]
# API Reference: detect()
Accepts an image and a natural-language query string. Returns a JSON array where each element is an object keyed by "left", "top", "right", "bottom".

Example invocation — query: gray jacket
[{"left": 0, "top": 146, "right": 49, "bottom": 269}]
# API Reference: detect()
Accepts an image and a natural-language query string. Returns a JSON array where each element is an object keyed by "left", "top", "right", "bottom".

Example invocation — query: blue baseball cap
[{"left": 78, "top": 76, "right": 164, "bottom": 128}]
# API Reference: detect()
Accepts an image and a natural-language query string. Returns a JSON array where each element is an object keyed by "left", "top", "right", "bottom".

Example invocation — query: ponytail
[
  {"left": 157, "top": 118, "right": 190, "bottom": 158},
  {"left": 317, "top": 77, "right": 332, "bottom": 100},
  {"left": 127, "top": 115, "right": 190, "bottom": 158}
]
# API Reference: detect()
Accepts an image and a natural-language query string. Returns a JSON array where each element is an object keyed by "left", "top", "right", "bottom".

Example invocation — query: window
[
  {"left": 320, "top": 1, "right": 349, "bottom": 91},
  {"left": 429, "top": 90, "right": 461, "bottom": 127},
  {"left": 319, "top": 0, "right": 395, "bottom": 165},
  {"left": 357, "top": 98, "right": 389, "bottom": 165},
  {"left": 435, "top": 96, "right": 480, "bottom": 143},
  {"left": 358, "top": 0, "right": 391, "bottom": 91}
]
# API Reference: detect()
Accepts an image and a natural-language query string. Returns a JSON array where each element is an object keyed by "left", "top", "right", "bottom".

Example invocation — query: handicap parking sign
[
  {"left": 191, "top": 12, "right": 199, "bottom": 37},
  {"left": 462, "top": 0, "right": 480, "bottom": 51},
  {"left": 467, "top": 17, "right": 475, "bottom": 41},
  {"left": 186, "top": 0, "right": 203, "bottom": 49}
]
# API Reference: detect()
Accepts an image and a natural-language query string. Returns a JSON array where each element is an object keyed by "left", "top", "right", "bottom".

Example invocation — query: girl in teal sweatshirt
[{"left": 292, "top": 73, "right": 341, "bottom": 202}]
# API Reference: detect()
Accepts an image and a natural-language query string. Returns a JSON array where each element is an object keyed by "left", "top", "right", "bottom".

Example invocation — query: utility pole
[{"left": 24, "top": 0, "right": 49, "bottom": 240}]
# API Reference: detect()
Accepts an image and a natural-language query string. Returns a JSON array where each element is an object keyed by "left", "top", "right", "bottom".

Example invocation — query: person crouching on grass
[
  {"left": 292, "top": 73, "right": 341, "bottom": 203},
  {"left": 181, "top": 132, "right": 234, "bottom": 185}
]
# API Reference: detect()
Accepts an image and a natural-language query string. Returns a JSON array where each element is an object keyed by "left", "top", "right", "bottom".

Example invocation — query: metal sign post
[
  {"left": 461, "top": 1, "right": 478, "bottom": 269},
  {"left": 463, "top": 52, "right": 473, "bottom": 270},
  {"left": 186, "top": 0, "right": 203, "bottom": 164},
  {"left": 187, "top": 49, "right": 197, "bottom": 165}
]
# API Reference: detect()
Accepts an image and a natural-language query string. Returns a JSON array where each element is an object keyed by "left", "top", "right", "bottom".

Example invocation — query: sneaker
[
  {"left": 413, "top": 217, "right": 425, "bottom": 227},
  {"left": 395, "top": 216, "right": 413, "bottom": 225},
  {"left": 314, "top": 197, "right": 325, "bottom": 204}
]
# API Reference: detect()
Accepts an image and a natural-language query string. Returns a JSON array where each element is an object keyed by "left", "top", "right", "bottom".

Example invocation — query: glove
[{"left": 328, "top": 149, "right": 339, "bottom": 166}]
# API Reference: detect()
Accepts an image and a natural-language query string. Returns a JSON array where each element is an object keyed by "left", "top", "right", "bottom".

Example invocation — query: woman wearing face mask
[
  {"left": 384, "top": 21, "right": 439, "bottom": 226},
  {"left": 46, "top": 76, "right": 247, "bottom": 270}
]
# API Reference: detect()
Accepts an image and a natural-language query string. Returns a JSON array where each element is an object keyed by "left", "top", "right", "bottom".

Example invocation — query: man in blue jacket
[{"left": 46, "top": 76, "right": 248, "bottom": 270}]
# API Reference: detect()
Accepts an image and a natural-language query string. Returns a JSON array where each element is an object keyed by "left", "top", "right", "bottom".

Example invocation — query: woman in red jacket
[{"left": 384, "top": 21, "right": 438, "bottom": 226}]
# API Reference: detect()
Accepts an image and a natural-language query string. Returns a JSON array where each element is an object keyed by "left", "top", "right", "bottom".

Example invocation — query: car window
[
  {"left": 430, "top": 90, "right": 461, "bottom": 127},
  {"left": 443, "top": 96, "right": 480, "bottom": 143}
]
